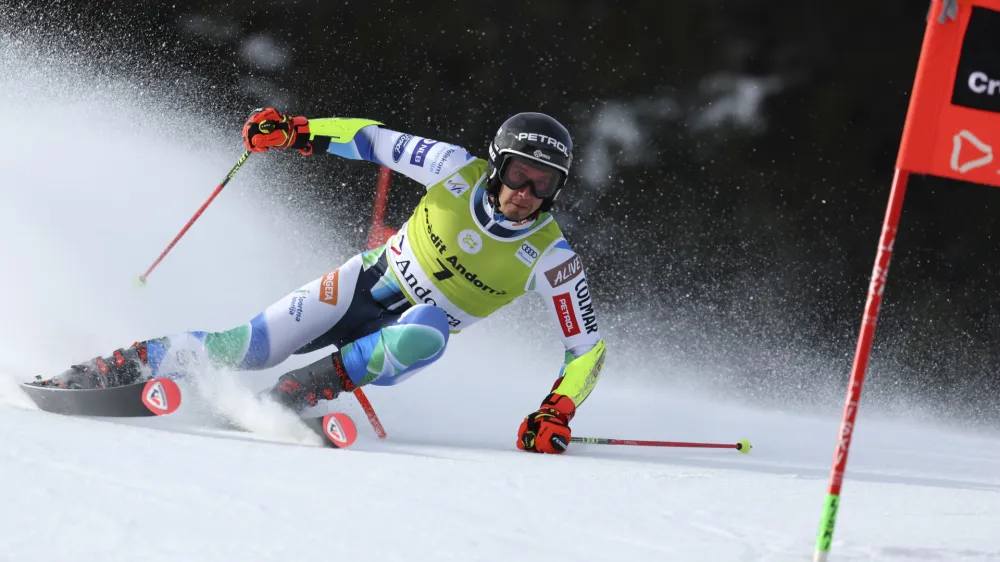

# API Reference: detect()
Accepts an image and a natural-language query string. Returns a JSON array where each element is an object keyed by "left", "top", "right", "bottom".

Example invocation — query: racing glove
[
  {"left": 517, "top": 392, "right": 576, "bottom": 454},
  {"left": 243, "top": 107, "right": 312, "bottom": 154}
]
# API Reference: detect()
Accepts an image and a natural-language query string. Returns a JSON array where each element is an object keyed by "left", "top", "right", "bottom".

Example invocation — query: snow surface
[{"left": 1, "top": 36, "right": 999, "bottom": 562}]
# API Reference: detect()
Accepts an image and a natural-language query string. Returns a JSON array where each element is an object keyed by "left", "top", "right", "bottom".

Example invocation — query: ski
[
  {"left": 21, "top": 376, "right": 357, "bottom": 448},
  {"left": 20, "top": 377, "right": 181, "bottom": 417},
  {"left": 300, "top": 412, "right": 358, "bottom": 448},
  {"left": 220, "top": 411, "right": 360, "bottom": 449}
]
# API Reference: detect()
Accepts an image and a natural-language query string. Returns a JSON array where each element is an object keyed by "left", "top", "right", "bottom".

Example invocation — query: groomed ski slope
[
  {"left": 1, "top": 379, "right": 999, "bottom": 562},
  {"left": 1, "top": 37, "right": 999, "bottom": 562}
]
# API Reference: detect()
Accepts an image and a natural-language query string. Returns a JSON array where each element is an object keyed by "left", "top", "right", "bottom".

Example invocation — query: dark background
[{"left": 5, "top": 0, "right": 998, "bottom": 421}]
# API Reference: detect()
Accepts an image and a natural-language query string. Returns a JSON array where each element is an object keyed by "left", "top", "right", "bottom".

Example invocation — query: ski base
[
  {"left": 22, "top": 380, "right": 149, "bottom": 417},
  {"left": 20, "top": 377, "right": 181, "bottom": 417}
]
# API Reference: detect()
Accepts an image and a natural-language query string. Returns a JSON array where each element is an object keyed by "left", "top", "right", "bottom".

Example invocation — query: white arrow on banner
[{"left": 950, "top": 129, "right": 994, "bottom": 174}]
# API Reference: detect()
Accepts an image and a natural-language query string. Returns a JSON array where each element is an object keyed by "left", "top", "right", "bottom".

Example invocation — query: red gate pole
[
  {"left": 353, "top": 165, "right": 394, "bottom": 440},
  {"left": 813, "top": 169, "right": 910, "bottom": 561},
  {"left": 366, "top": 166, "right": 394, "bottom": 249}
]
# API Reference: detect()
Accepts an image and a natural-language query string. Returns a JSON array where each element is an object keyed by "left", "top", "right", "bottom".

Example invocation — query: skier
[{"left": 42, "top": 109, "right": 607, "bottom": 454}]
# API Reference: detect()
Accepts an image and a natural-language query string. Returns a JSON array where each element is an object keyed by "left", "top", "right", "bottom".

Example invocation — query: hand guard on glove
[
  {"left": 517, "top": 392, "right": 576, "bottom": 454},
  {"left": 243, "top": 108, "right": 313, "bottom": 154}
]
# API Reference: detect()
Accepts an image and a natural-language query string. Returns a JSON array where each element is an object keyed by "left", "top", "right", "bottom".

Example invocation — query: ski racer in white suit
[{"left": 44, "top": 109, "right": 607, "bottom": 454}]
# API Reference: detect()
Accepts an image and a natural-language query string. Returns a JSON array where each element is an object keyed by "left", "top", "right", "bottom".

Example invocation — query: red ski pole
[
  {"left": 138, "top": 150, "right": 251, "bottom": 283},
  {"left": 350, "top": 165, "right": 396, "bottom": 440},
  {"left": 571, "top": 436, "right": 752, "bottom": 453}
]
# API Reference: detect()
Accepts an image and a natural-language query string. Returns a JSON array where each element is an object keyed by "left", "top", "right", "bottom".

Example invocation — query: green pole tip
[
  {"left": 736, "top": 438, "right": 752, "bottom": 454},
  {"left": 135, "top": 276, "right": 147, "bottom": 287}
]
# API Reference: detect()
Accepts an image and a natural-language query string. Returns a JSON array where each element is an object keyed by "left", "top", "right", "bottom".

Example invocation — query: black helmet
[{"left": 487, "top": 112, "right": 573, "bottom": 214}]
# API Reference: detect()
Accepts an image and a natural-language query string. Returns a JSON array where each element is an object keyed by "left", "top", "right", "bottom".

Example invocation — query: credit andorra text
[
  {"left": 968, "top": 72, "right": 1000, "bottom": 96},
  {"left": 436, "top": 256, "right": 508, "bottom": 295},
  {"left": 423, "top": 209, "right": 506, "bottom": 295},
  {"left": 392, "top": 258, "right": 462, "bottom": 328}
]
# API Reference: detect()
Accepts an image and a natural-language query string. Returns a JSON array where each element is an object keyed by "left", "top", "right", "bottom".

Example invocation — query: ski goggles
[{"left": 499, "top": 153, "right": 565, "bottom": 199}]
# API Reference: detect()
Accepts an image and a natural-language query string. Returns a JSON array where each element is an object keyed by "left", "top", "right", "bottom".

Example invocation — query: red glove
[
  {"left": 243, "top": 108, "right": 312, "bottom": 154},
  {"left": 517, "top": 392, "right": 576, "bottom": 454}
]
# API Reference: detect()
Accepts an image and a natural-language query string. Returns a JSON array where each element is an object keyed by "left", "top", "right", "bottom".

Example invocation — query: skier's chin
[{"left": 501, "top": 202, "right": 538, "bottom": 222}]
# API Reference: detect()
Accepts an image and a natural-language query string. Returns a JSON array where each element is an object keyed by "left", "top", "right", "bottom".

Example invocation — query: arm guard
[
  {"left": 552, "top": 339, "right": 606, "bottom": 407},
  {"left": 306, "top": 117, "right": 474, "bottom": 187},
  {"left": 306, "top": 117, "right": 384, "bottom": 157}
]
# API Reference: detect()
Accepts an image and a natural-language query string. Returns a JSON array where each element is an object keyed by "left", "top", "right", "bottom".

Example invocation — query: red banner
[{"left": 897, "top": 0, "right": 1000, "bottom": 188}]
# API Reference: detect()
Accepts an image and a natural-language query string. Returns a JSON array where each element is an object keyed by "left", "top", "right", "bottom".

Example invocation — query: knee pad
[
  {"left": 368, "top": 304, "right": 449, "bottom": 386},
  {"left": 396, "top": 304, "right": 451, "bottom": 341}
]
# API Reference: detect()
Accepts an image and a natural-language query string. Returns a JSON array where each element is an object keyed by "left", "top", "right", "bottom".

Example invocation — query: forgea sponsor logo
[
  {"left": 392, "top": 134, "right": 413, "bottom": 163},
  {"left": 320, "top": 269, "right": 339, "bottom": 306},
  {"left": 968, "top": 72, "right": 1000, "bottom": 96},
  {"left": 410, "top": 138, "right": 439, "bottom": 167},
  {"left": 516, "top": 132, "right": 569, "bottom": 157}
]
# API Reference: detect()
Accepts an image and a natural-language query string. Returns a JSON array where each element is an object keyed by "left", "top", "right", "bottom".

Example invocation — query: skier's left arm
[
  {"left": 516, "top": 241, "right": 607, "bottom": 455},
  {"left": 241, "top": 108, "right": 473, "bottom": 187}
]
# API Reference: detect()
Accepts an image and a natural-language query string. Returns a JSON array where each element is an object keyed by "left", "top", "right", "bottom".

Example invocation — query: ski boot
[
  {"left": 38, "top": 342, "right": 151, "bottom": 390},
  {"left": 263, "top": 351, "right": 356, "bottom": 413}
]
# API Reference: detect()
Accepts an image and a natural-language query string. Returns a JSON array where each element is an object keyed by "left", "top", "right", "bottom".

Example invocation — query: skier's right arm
[{"left": 243, "top": 108, "right": 474, "bottom": 188}]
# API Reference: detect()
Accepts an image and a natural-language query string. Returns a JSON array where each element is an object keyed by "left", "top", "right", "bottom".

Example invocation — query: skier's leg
[
  {"left": 148, "top": 245, "right": 418, "bottom": 377},
  {"left": 264, "top": 303, "right": 451, "bottom": 411},
  {"left": 142, "top": 252, "right": 376, "bottom": 379},
  {"left": 47, "top": 247, "right": 407, "bottom": 388},
  {"left": 339, "top": 303, "right": 451, "bottom": 388}
]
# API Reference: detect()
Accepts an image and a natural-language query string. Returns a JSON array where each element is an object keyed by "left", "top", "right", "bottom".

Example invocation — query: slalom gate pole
[
  {"left": 138, "top": 150, "right": 251, "bottom": 283},
  {"left": 352, "top": 165, "right": 396, "bottom": 440},
  {"left": 352, "top": 386, "right": 387, "bottom": 439},
  {"left": 813, "top": 169, "right": 909, "bottom": 562},
  {"left": 366, "top": 165, "right": 394, "bottom": 249},
  {"left": 571, "top": 436, "right": 752, "bottom": 453}
]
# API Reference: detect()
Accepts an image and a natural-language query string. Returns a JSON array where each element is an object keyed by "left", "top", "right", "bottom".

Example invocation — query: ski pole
[
  {"left": 571, "top": 436, "right": 752, "bottom": 453},
  {"left": 138, "top": 150, "right": 251, "bottom": 283}
]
